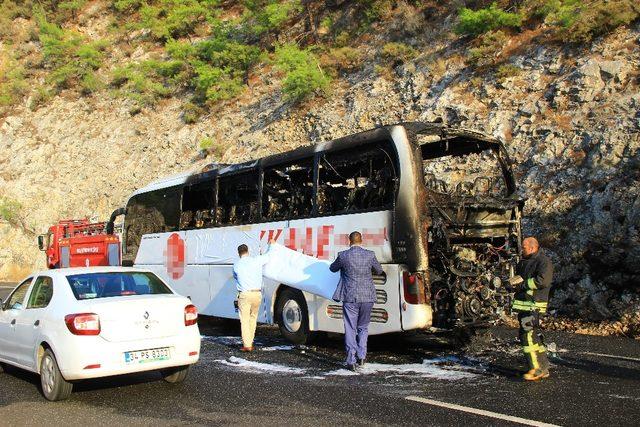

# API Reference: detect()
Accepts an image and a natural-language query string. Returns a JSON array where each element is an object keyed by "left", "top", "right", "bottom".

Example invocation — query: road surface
[{"left": 0, "top": 286, "right": 639, "bottom": 426}]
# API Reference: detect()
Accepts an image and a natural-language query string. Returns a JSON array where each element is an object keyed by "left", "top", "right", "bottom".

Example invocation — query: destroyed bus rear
[{"left": 122, "top": 122, "right": 523, "bottom": 343}]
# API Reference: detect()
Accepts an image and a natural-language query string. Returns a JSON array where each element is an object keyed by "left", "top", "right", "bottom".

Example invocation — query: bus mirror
[{"left": 37, "top": 235, "right": 46, "bottom": 251}]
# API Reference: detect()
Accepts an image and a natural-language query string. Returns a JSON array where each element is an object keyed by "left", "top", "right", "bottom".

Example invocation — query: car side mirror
[{"left": 37, "top": 235, "right": 46, "bottom": 251}]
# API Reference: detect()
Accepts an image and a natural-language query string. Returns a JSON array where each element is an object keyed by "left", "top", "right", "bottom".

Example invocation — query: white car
[{"left": 0, "top": 267, "right": 201, "bottom": 401}]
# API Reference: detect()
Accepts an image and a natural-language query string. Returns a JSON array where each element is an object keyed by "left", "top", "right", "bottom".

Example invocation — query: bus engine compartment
[{"left": 416, "top": 127, "right": 524, "bottom": 329}]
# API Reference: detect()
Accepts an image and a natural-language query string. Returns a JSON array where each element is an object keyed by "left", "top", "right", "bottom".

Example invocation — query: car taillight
[
  {"left": 403, "top": 271, "right": 426, "bottom": 305},
  {"left": 65, "top": 313, "right": 100, "bottom": 335},
  {"left": 185, "top": 304, "right": 198, "bottom": 326}
]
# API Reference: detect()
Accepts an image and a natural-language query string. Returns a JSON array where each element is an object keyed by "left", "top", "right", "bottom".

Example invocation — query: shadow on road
[{"left": 552, "top": 356, "right": 640, "bottom": 382}]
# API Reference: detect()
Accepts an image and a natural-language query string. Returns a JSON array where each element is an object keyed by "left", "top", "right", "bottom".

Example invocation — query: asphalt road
[{"left": 1, "top": 285, "right": 639, "bottom": 426}]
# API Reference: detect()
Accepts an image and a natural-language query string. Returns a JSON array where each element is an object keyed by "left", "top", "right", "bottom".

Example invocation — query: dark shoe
[
  {"left": 357, "top": 358, "right": 366, "bottom": 367},
  {"left": 240, "top": 346, "right": 254, "bottom": 352},
  {"left": 346, "top": 364, "right": 357, "bottom": 372}
]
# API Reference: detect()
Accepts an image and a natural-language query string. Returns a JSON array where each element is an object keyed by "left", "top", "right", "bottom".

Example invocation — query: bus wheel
[{"left": 276, "top": 288, "right": 312, "bottom": 345}]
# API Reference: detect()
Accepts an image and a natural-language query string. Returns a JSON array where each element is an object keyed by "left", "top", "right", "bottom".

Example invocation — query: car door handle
[
  {"left": 34, "top": 320, "right": 40, "bottom": 327},
  {"left": 10, "top": 319, "right": 15, "bottom": 325}
]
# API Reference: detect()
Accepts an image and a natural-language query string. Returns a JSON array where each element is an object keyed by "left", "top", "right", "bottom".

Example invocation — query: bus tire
[{"left": 276, "top": 288, "right": 313, "bottom": 345}]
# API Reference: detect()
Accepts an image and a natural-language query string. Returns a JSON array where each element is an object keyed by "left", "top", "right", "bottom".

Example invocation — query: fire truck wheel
[{"left": 276, "top": 288, "right": 313, "bottom": 345}]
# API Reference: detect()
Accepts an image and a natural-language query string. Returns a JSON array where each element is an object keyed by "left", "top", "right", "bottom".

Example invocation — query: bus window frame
[
  {"left": 260, "top": 156, "right": 317, "bottom": 223},
  {"left": 216, "top": 169, "right": 261, "bottom": 227},
  {"left": 314, "top": 139, "right": 398, "bottom": 218}
]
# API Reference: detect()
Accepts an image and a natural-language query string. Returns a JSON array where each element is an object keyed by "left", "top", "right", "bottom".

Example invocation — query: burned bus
[{"left": 122, "top": 122, "right": 523, "bottom": 343}]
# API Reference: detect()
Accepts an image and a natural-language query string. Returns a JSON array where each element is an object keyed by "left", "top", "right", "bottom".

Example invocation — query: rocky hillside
[{"left": 1, "top": 1, "right": 639, "bottom": 335}]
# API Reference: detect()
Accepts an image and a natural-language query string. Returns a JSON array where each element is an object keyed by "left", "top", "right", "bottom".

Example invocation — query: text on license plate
[{"left": 124, "top": 347, "right": 171, "bottom": 364}]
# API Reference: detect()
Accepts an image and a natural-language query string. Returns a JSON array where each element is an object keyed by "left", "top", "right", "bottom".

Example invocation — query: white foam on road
[
  {"left": 215, "top": 356, "right": 307, "bottom": 375},
  {"left": 201, "top": 335, "right": 243, "bottom": 346},
  {"left": 325, "top": 357, "right": 478, "bottom": 380},
  {"left": 260, "top": 345, "right": 295, "bottom": 352}
]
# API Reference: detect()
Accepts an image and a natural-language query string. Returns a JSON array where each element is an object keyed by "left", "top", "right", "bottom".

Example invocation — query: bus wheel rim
[{"left": 282, "top": 299, "right": 302, "bottom": 333}]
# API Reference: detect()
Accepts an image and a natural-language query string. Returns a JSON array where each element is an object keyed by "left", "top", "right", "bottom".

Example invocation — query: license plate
[{"left": 124, "top": 347, "right": 171, "bottom": 364}]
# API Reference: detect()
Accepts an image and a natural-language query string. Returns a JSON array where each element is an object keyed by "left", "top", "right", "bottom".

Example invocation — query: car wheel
[
  {"left": 161, "top": 365, "right": 190, "bottom": 383},
  {"left": 276, "top": 288, "right": 313, "bottom": 345},
  {"left": 40, "top": 349, "right": 73, "bottom": 401}
]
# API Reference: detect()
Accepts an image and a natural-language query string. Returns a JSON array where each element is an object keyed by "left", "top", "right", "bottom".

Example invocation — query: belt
[{"left": 239, "top": 290, "right": 261, "bottom": 293}]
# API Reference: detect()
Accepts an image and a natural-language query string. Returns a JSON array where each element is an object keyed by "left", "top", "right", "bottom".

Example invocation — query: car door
[
  {"left": 0, "top": 278, "right": 33, "bottom": 364},
  {"left": 15, "top": 275, "right": 55, "bottom": 369}
]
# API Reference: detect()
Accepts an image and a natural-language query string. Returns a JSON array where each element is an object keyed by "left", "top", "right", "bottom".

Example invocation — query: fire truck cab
[{"left": 38, "top": 219, "right": 121, "bottom": 268}]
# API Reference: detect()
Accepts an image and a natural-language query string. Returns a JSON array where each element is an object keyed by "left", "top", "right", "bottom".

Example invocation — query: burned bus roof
[{"left": 134, "top": 122, "right": 509, "bottom": 193}]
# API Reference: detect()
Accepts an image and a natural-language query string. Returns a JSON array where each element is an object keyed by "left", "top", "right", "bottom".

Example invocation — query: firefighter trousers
[{"left": 518, "top": 311, "right": 549, "bottom": 372}]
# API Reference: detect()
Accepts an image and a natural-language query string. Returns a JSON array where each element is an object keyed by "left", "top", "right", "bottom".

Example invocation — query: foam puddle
[
  {"left": 260, "top": 345, "right": 295, "bottom": 352},
  {"left": 325, "top": 358, "right": 478, "bottom": 380},
  {"left": 201, "top": 335, "right": 243, "bottom": 346},
  {"left": 215, "top": 356, "right": 307, "bottom": 375}
]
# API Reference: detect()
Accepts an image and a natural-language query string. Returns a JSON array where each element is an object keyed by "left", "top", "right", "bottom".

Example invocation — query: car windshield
[{"left": 66, "top": 272, "right": 173, "bottom": 300}]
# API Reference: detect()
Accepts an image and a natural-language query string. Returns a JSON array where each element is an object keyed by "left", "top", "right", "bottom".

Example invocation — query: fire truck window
[
  {"left": 124, "top": 185, "right": 182, "bottom": 261},
  {"left": 217, "top": 172, "right": 259, "bottom": 226},
  {"left": 262, "top": 159, "right": 314, "bottom": 221},
  {"left": 181, "top": 179, "right": 215, "bottom": 229},
  {"left": 27, "top": 276, "right": 54, "bottom": 309},
  {"left": 318, "top": 142, "right": 396, "bottom": 215}
]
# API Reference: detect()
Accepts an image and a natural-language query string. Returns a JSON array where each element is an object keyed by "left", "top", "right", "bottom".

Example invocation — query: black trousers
[{"left": 518, "top": 311, "right": 549, "bottom": 372}]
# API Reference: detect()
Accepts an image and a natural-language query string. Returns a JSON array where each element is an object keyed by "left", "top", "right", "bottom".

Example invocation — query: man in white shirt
[{"left": 233, "top": 240, "right": 273, "bottom": 351}]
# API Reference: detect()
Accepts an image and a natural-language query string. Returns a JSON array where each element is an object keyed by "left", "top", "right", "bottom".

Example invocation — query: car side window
[
  {"left": 27, "top": 276, "right": 54, "bottom": 309},
  {"left": 5, "top": 279, "right": 32, "bottom": 310}
]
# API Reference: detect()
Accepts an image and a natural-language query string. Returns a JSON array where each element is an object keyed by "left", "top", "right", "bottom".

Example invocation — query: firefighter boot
[{"left": 523, "top": 368, "right": 550, "bottom": 381}]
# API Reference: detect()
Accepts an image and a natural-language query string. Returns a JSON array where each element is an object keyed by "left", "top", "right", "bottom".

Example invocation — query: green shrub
[
  {"left": 138, "top": 0, "right": 219, "bottom": 40},
  {"left": 274, "top": 43, "right": 330, "bottom": 102},
  {"left": 0, "top": 197, "right": 22, "bottom": 224},
  {"left": 199, "top": 136, "right": 226, "bottom": 157},
  {"left": 0, "top": 56, "right": 27, "bottom": 107},
  {"left": 182, "top": 101, "right": 205, "bottom": 123},
  {"left": 58, "top": 0, "right": 87, "bottom": 17},
  {"left": 242, "top": 0, "right": 302, "bottom": 35},
  {"left": 113, "top": 0, "right": 144, "bottom": 12},
  {"left": 467, "top": 30, "right": 508, "bottom": 67},
  {"left": 37, "top": 13, "right": 107, "bottom": 92},
  {"left": 194, "top": 63, "right": 245, "bottom": 102},
  {"left": 496, "top": 64, "right": 521, "bottom": 79},
  {"left": 381, "top": 42, "right": 418, "bottom": 64},
  {"left": 362, "top": 0, "right": 392, "bottom": 25},
  {"left": 455, "top": 2, "right": 522, "bottom": 36},
  {"left": 199, "top": 136, "right": 214, "bottom": 150},
  {"left": 562, "top": 0, "right": 639, "bottom": 42},
  {"left": 321, "top": 47, "right": 363, "bottom": 74},
  {"left": 29, "top": 85, "right": 53, "bottom": 110},
  {"left": 111, "top": 60, "right": 177, "bottom": 106}
]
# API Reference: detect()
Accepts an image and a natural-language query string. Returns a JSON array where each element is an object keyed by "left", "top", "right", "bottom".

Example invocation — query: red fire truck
[{"left": 37, "top": 209, "right": 125, "bottom": 269}]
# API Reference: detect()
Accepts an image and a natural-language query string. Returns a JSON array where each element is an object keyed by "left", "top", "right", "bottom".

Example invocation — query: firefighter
[{"left": 509, "top": 237, "right": 554, "bottom": 381}]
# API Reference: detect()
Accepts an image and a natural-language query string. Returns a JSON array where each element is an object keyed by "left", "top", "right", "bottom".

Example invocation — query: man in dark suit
[{"left": 330, "top": 231, "right": 383, "bottom": 371}]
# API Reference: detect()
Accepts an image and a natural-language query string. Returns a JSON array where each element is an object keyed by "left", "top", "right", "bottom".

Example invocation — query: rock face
[{"left": 1, "top": 22, "right": 639, "bottom": 331}]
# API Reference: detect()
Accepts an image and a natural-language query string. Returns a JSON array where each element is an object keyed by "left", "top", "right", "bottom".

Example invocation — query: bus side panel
[
  {"left": 312, "top": 264, "right": 402, "bottom": 335},
  {"left": 206, "top": 265, "right": 239, "bottom": 318}
]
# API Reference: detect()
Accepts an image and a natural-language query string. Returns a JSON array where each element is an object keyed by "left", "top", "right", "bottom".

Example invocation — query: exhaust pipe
[{"left": 106, "top": 207, "right": 125, "bottom": 235}]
